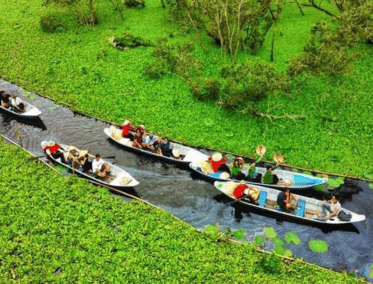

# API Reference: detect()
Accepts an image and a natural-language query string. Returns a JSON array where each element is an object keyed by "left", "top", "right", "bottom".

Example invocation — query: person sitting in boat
[
  {"left": 159, "top": 137, "right": 172, "bottom": 157},
  {"left": 0, "top": 92, "right": 11, "bottom": 108},
  {"left": 172, "top": 149, "right": 182, "bottom": 160},
  {"left": 263, "top": 165, "right": 279, "bottom": 184},
  {"left": 132, "top": 128, "right": 144, "bottom": 149},
  {"left": 317, "top": 194, "right": 341, "bottom": 221},
  {"left": 137, "top": 125, "right": 145, "bottom": 136},
  {"left": 230, "top": 157, "right": 246, "bottom": 180},
  {"left": 232, "top": 182, "right": 259, "bottom": 204},
  {"left": 277, "top": 188, "right": 298, "bottom": 212},
  {"left": 10, "top": 95, "right": 25, "bottom": 113},
  {"left": 92, "top": 154, "right": 111, "bottom": 178},
  {"left": 122, "top": 120, "right": 136, "bottom": 139},
  {"left": 143, "top": 131, "right": 157, "bottom": 151},
  {"left": 65, "top": 146, "right": 80, "bottom": 166},
  {"left": 77, "top": 152, "right": 92, "bottom": 173},
  {"left": 42, "top": 141, "right": 67, "bottom": 163},
  {"left": 246, "top": 158, "right": 262, "bottom": 183},
  {"left": 208, "top": 153, "right": 230, "bottom": 173}
]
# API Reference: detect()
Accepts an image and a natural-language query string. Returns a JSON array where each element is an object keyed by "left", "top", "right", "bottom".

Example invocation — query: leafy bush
[
  {"left": 218, "top": 61, "right": 289, "bottom": 110},
  {"left": 190, "top": 77, "right": 220, "bottom": 101},
  {"left": 40, "top": 15, "right": 63, "bottom": 32},
  {"left": 258, "top": 253, "right": 282, "bottom": 274},
  {"left": 110, "top": 32, "right": 153, "bottom": 50},
  {"left": 125, "top": 0, "right": 146, "bottom": 8}
]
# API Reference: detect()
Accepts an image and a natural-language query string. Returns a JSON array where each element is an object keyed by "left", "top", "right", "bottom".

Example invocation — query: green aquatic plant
[
  {"left": 284, "top": 232, "right": 301, "bottom": 245},
  {"left": 203, "top": 224, "right": 220, "bottom": 241},
  {"left": 232, "top": 228, "right": 246, "bottom": 240},
  {"left": 364, "top": 172, "right": 373, "bottom": 180},
  {"left": 204, "top": 118, "right": 214, "bottom": 126},
  {"left": 327, "top": 177, "right": 345, "bottom": 189},
  {"left": 272, "top": 236, "right": 283, "bottom": 247},
  {"left": 274, "top": 245, "right": 286, "bottom": 255},
  {"left": 369, "top": 183, "right": 373, "bottom": 190},
  {"left": 264, "top": 227, "right": 276, "bottom": 239},
  {"left": 308, "top": 239, "right": 329, "bottom": 253},
  {"left": 254, "top": 236, "right": 265, "bottom": 246},
  {"left": 370, "top": 264, "right": 373, "bottom": 278}
]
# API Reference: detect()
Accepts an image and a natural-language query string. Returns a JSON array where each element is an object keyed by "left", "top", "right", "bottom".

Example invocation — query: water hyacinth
[
  {"left": 308, "top": 239, "right": 329, "bottom": 253},
  {"left": 264, "top": 227, "right": 277, "bottom": 239}
]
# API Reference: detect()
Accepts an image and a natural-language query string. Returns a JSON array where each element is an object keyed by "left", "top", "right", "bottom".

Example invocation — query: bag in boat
[
  {"left": 337, "top": 210, "right": 352, "bottom": 221},
  {"left": 110, "top": 125, "right": 122, "bottom": 141}
]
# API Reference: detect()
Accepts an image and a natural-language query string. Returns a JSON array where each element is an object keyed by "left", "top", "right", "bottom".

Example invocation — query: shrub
[
  {"left": 124, "top": 0, "right": 146, "bottom": 8},
  {"left": 110, "top": 32, "right": 153, "bottom": 50},
  {"left": 190, "top": 78, "right": 220, "bottom": 101},
  {"left": 40, "top": 15, "right": 63, "bottom": 32}
]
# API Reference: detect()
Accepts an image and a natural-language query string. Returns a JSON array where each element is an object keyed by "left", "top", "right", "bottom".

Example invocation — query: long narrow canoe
[
  {"left": 214, "top": 181, "right": 366, "bottom": 225},
  {"left": 190, "top": 162, "right": 327, "bottom": 190},
  {"left": 41, "top": 142, "right": 139, "bottom": 188},
  {"left": 104, "top": 127, "right": 209, "bottom": 165},
  {"left": 0, "top": 98, "right": 41, "bottom": 118}
]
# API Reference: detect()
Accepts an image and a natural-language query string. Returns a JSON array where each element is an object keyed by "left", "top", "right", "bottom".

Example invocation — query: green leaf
[
  {"left": 204, "top": 118, "right": 214, "bottom": 126},
  {"left": 264, "top": 227, "right": 276, "bottom": 239},
  {"left": 314, "top": 184, "right": 328, "bottom": 193},
  {"left": 203, "top": 225, "right": 219, "bottom": 241},
  {"left": 283, "top": 249, "right": 293, "bottom": 257},
  {"left": 308, "top": 239, "right": 328, "bottom": 253},
  {"left": 254, "top": 236, "right": 265, "bottom": 245},
  {"left": 327, "top": 177, "right": 345, "bottom": 189},
  {"left": 284, "top": 232, "right": 301, "bottom": 245},
  {"left": 369, "top": 183, "right": 373, "bottom": 190},
  {"left": 272, "top": 237, "right": 283, "bottom": 247},
  {"left": 232, "top": 229, "right": 246, "bottom": 240},
  {"left": 364, "top": 172, "right": 373, "bottom": 180},
  {"left": 273, "top": 245, "right": 285, "bottom": 255}
]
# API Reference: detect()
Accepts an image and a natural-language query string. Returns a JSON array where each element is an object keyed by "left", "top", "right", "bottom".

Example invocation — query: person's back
[{"left": 159, "top": 138, "right": 171, "bottom": 156}]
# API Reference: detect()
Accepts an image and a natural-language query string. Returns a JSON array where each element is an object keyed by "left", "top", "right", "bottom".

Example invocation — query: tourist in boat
[
  {"left": 77, "top": 152, "right": 92, "bottom": 172},
  {"left": 159, "top": 137, "right": 172, "bottom": 157},
  {"left": 208, "top": 153, "right": 230, "bottom": 173},
  {"left": 122, "top": 120, "right": 136, "bottom": 139},
  {"left": 10, "top": 95, "right": 25, "bottom": 113},
  {"left": 230, "top": 157, "right": 246, "bottom": 180},
  {"left": 42, "top": 141, "right": 67, "bottom": 163},
  {"left": 263, "top": 165, "right": 279, "bottom": 184},
  {"left": 137, "top": 124, "right": 145, "bottom": 136},
  {"left": 246, "top": 158, "right": 262, "bottom": 183},
  {"left": 317, "top": 194, "right": 341, "bottom": 221},
  {"left": 92, "top": 154, "right": 111, "bottom": 178},
  {"left": 277, "top": 188, "right": 298, "bottom": 212},
  {"left": 143, "top": 131, "right": 157, "bottom": 151},
  {"left": 132, "top": 128, "right": 144, "bottom": 149},
  {"left": 232, "top": 182, "right": 259, "bottom": 204},
  {"left": 0, "top": 92, "right": 11, "bottom": 108}
]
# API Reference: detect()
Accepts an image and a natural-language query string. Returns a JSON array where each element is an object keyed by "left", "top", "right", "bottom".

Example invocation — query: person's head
[
  {"left": 163, "top": 137, "right": 169, "bottom": 143},
  {"left": 331, "top": 194, "right": 339, "bottom": 203},
  {"left": 95, "top": 154, "right": 101, "bottom": 160},
  {"left": 136, "top": 128, "right": 141, "bottom": 134},
  {"left": 282, "top": 187, "right": 290, "bottom": 194},
  {"left": 266, "top": 165, "right": 273, "bottom": 172},
  {"left": 149, "top": 131, "right": 154, "bottom": 138},
  {"left": 123, "top": 120, "right": 131, "bottom": 126},
  {"left": 234, "top": 158, "right": 239, "bottom": 166}
]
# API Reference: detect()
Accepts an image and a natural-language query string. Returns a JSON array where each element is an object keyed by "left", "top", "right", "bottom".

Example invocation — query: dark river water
[{"left": 1, "top": 78, "right": 373, "bottom": 281}]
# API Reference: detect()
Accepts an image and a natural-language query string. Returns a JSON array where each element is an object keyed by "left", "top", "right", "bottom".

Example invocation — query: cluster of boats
[{"left": 0, "top": 95, "right": 366, "bottom": 225}]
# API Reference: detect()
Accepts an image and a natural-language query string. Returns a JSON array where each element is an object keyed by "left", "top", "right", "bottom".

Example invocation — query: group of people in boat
[
  {"left": 42, "top": 141, "right": 111, "bottom": 178},
  {"left": 203, "top": 152, "right": 279, "bottom": 185},
  {"left": 121, "top": 120, "right": 182, "bottom": 160},
  {"left": 0, "top": 90, "right": 25, "bottom": 113}
]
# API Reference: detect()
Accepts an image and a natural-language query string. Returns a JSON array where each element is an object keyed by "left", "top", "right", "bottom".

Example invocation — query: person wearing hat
[
  {"left": 121, "top": 120, "right": 136, "bottom": 139},
  {"left": 92, "top": 154, "right": 111, "bottom": 178},
  {"left": 208, "top": 153, "right": 230, "bottom": 173},
  {"left": 277, "top": 188, "right": 297, "bottom": 212},
  {"left": 74, "top": 150, "right": 91, "bottom": 171},
  {"left": 0, "top": 92, "right": 11, "bottom": 108},
  {"left": 42, "top": 141, "right": 66, "bottom": 163},
  {"left": 132, "top": 128, "right": 144, "bottom": 149}
]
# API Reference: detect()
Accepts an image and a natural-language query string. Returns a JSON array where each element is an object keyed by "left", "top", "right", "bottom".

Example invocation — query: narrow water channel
[{"left": 1, "top": 78, "right": 372, "bottom": 281}]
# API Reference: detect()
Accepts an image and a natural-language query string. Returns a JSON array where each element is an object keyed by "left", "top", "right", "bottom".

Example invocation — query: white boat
[
  {"left": 104, "top": 127, "right": 209, "bottom": 165},
  {"left": 214, "top": 181, "right": 366, "bottom": 225},
  {"left": 190, "top": 162, "right": 327, "bottom": 190},
  {"left": 41, "top": 142, "right": 139, "bottom": 188},
  {"left": 0, "top": 98, "right": 41, "bottom": 117}
]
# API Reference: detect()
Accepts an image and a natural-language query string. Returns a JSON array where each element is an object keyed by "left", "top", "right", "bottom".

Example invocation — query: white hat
[
  {"left": 41, "top": 141, "right": 48, "bottom": 149},
  {"left": 138, "top": 124, "right": 145, "bottom": 129},
  {"left": 79, "top": 150, "right": 88, "bottom": 158},
  {"left": 172, "top": 149, "right": 180, "bottom": 158},
  {"left": 212, "top": 153, "right": 223, "bottom": 162},
  {"left": 123, "top": 120, "right": 130, "bottom": 125},
  {"left": 47, "top": 141, "right": 55, "bottom": 147}
]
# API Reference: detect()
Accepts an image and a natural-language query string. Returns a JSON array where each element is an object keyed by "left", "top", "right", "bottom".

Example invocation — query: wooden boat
[
  {"left": 214, "top": 181, "right": 366, "bottom": 224},
  {"left": 41, "top": 142, "right": 139, "bottom": 188},
  {"left": 189, "top": 162, "right": 327, "bottom": 190},
  {"left": 104, "top": 127, "right": 209, "bottom": 165},
  {"left": 0, "top": 98, "right": 41, "bottom": 117}
]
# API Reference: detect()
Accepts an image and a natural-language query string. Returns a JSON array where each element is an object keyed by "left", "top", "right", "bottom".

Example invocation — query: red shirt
[
  {"left": 233, "top": 184, "right": 248, "bottom": 199},
  {"left": 122, "top": 123, "right": 136, "bottom": 137},
  {"left": 208, "top": 157, "right": 229, "bottom": 172},
  {"left": 45, "top": 143, "right": 61, "bottom": 154}
]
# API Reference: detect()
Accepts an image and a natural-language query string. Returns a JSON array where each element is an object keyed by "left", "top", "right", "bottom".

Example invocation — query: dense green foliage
[
  {"left": 0, "top": 141, "right": 365, "bottom": 282},
  {"left": 0, "top": 0, "right": 372, "bottom": 180}
]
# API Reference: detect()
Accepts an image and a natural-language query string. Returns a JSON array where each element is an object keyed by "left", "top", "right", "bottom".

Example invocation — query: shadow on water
[{"left": 1, "top": 112, "right": 47, "bottom": 131}]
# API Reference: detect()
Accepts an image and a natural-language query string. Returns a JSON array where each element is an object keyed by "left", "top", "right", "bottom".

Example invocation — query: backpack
[{"left": 337, "top": 210, "right": 352, "bottom": 221}]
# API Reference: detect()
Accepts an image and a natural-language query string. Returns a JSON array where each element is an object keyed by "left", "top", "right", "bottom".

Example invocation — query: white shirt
[
  {"left": 330, "top": 201, "right": 341, "bottom": 213},
  {"left": 10, "top": 97, "right": 22, "bottom": 106},
  {"left": 144, "top": 135, "right": 157, "bottom": 145},
  {"left": 92, "top": 158, "right": 104, "bottom": 173}
]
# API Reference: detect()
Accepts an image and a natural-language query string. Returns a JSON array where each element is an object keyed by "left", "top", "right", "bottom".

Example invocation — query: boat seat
[
  {"left": 210, "top": 171, "right": 223, "bottom": 179},
  {"left": 296, "top": 201, "right": 305, "bottom": 217},
  {"left": 258, "top": 191, "right": 267, "bottom": 207}
]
